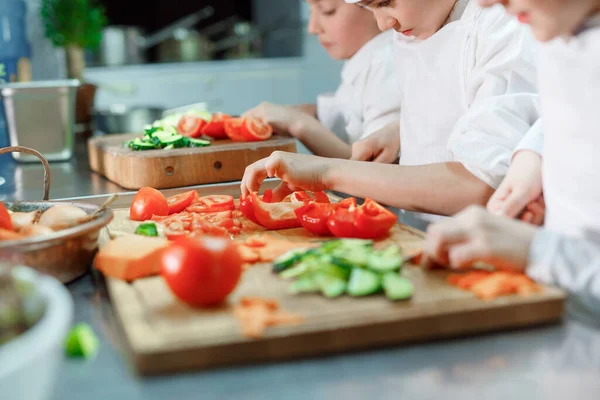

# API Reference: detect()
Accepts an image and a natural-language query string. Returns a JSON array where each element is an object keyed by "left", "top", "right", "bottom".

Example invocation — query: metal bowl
[
  {"left": 0, "top": 146, "right": 114, "bottom": 283},
  {"left": 0, "top": 201, "right": 113, "bottom": 283}
]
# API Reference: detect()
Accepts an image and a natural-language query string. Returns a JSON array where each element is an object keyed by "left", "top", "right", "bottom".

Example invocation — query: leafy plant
[
  {"left": 0, "top": 63, "right": 6, "bottom": 84},
  {"left": 41, "top": 0, "right": 107, "bottom": 50}
]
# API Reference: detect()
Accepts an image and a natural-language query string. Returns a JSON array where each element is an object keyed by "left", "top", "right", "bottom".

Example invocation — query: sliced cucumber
[
  {"left": 347, "top": 268, "right": 381, "bottom": 297},
  {"left": 315, "top": 272, "right": 347, "bottom": 298},
  {"left": 289, "top": 275, "right": 320, "bottom": 294},
  {"left": 367, "top": 246, "right": 403, "bottom": 273},
  {"left": 135, "top": 222, "right": 158, "bottom": 237},
  {"left": 273, "top": 248, "right": 310, "bottom": 272},
  {"left": 131, "top": 141, "right": 157, "bottom": 151},
  {"left": 158, "top": 134, "right": 185, "bottom": 147},
  {"left": 188, "top": 138, "right": 211, "bottom": 147},
  {"left": 320, "top": 238, "right": 373, "bottom": 253},
  {"left": 279, "top": 262, "right": 311, "bottom": 279},
  {"left": 382, "top": 272, "right": 414, "bottom": 301},
  {"left": 331, "top": 246, "right": 371, "bottom": 268}
]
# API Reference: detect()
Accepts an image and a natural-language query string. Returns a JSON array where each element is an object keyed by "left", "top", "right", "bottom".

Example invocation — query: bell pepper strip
[
  {"left": 239, "top": 194, "right": 260, "bottom": 225},
  {"left": 262, "top": 189, "right": 274, "bottom": 203},
  {"left": 250, "top": 193, "right": 303, "bottom": 230},
  {"left": 353, "top": 198, "right": 397, "bottom": 239},
  {"left": 288, "top": 191, "right": 330, "bottom": 203},
  {"left": 294, "top": 202, "right": 334, "bottom": 236},
  {"left": 186, "top": 195, "right": 235, "bottom": 213},
  {"left": 327, "top": 207, "right": 360, "bottom": 238}
]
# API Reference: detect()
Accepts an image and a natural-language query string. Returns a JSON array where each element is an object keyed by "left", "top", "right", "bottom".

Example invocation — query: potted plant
[{"left": 40, "top": 0, "right": 107, "bottom": 129}]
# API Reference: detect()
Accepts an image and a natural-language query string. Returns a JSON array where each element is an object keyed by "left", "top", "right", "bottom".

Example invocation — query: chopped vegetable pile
[
  {"left": 123, "top": 109, "right": 274, "bottom": 151},
  {"left": 273, "top": 238, "right": 414, "bottom": 301},
  {"left": 447, "top": 270, "right": 541, "bottom": 300}
]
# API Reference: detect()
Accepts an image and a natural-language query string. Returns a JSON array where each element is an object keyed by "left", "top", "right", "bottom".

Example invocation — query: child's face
[
  {"left": 307, "top": 0, "right": 381, "bottom": 60},
  {"left": 352, "top": 0, "right": 460, "bottom": 40},
  {"left": 478, "top": 0, "right": 600, "bottom": 41}
]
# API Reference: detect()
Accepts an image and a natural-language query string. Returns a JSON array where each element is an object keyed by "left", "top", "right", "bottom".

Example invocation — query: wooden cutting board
[
  {"left": 87, "top": 133, "right": 297, "bottom": 190},
  {"left": 99, "top": 207, "right": 566, "bottom": 377}
]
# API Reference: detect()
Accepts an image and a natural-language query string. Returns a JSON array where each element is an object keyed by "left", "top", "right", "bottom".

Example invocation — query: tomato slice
[
  {"left": 224, "top": 117, "right": 246, "bottom": 141},
  {"left": 202, "top": 112, "right": 231, "bottom": 140},
  {"left": 166, "top": 190, "right": 197, "bottom": 214},
  {"left": 130, "top": 187, "right": 169, "bottom": 221},
  {"left": 294, "top": 202, "right": 334, "bottom": 236},
  {"left": 160, "top": 235, "right": 243, "bottom": 307},
  {"left": 0, "top": 203, "right": 13, "bottom": 231},
  {"left": 354, "top": 198, "right": 397, "bottom": 239},
  {"left": 250, "top": 193, "right": 303, "bottom": 230},
  {"left": 241, "top": 117, "right": 273, "bottom": 141},
  {"left": 186, "top": 195, "right": 235, "bottom": 213},
  {"left": 177, "top": 115, "right": 207, "bottom": 138}
]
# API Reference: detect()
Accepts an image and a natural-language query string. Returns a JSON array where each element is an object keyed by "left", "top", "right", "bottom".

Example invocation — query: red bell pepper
[
  {"left": 354, "top": 198, "right": 397, "bottom": 239},
  {"left": 250, "top": 193, "right": 303, "bottom": 230},
  {"left": 289, "top": 190, "right": 330, "bottom": 203},
  {"left": 294, "top": 202, "right": 334, "bottom": 236},
  {"left": 262, "top": 189, "right": 274, "bottom": 203},
  {"left": 239, "top": 194, "right": 260, "bottom": 225}
]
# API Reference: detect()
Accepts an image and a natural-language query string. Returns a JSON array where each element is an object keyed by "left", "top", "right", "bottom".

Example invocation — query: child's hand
[
  {"left": 243, "top": 102, "right": 319, "bottom": 138},
  {"left": 422, "top": 205, "right": 537, "bottom": 270},
  {"left": 241, "top": 151, "right": 336, "bottom": 201},
  {"left": 487, "top": 150, "right": 543, "bottom": 219},
  {"left": 520, "top": 195, "right": 545, "bottom": 226},
  {"left": 351, "top": 121, "right": 400, "bottom": 163}
]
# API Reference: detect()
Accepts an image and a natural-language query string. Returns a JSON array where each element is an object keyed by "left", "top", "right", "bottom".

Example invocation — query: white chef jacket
[
  {"left": 524, "top": 16, "right": 600, "bottom": 317},
  {"left": 316, "top": 30, "right": 400, "bottom": 144},
  {"left": 392, "top": 0, "right": 541, "bottom": 190}
]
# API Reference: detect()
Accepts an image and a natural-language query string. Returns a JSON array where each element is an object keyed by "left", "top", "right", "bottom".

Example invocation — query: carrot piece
[
  {"left": 455, "top": 271, "right": 491, "bottom": 289},
  {"left": 240, "top": 296, "right": 279, "bottom": 311},
  {"left": 245, "top": 235, "right": 267, "bottom": 248},
  {"left": 237, "top": 245, "right": 261, "bottom": 263},
  {"left": 266, "top": 311, "right": 304, "bottom": 326},
  {"left": 235, "top": 304, "right": 271, "bottom": 339}
]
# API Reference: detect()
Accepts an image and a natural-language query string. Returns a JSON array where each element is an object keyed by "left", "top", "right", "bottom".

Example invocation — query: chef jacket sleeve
[{"left": 513, "top": 118, "right": 544, "bottom": 157}]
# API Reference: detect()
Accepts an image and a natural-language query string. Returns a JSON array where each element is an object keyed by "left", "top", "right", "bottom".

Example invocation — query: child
[
  {"left": 242, "top": 0, "right": 401, "bottom": 159},
  {"left": 241, "top": 0, "right": 541, "bottom": 218},
  {"left": 423, "top": 0, "right": 600, "bottom": 314}
]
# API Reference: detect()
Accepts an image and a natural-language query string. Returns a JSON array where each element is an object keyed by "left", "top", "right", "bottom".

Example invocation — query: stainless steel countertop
[{"left": 1, "top": 136, "right": 599, "bottom": 400}]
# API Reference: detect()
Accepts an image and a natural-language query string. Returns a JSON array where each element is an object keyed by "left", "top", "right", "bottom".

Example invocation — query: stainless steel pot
[
  {"left": 92, "top": 105, "right": 164, "bottom": 134},
  {"left": 93, "top": 6, "right": 214, "bottom": 66}
]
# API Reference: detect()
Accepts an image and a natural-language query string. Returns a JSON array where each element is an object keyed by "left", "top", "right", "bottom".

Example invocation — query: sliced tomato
[
  {"left": 160, "top": 235, "right": 243, "bottom": 307},
  {"left": 166, "top": 190, "right": 197, "bottom": 214},
  {"left": 0, "top": 203, "right": 13, "bottom": 231},
  {"left": 224, "top": 117, "right": 246, "bottom": 141},
  {"left": 294, "top": 202, "right": 334, "bottom": 236},
  {"left": 202, "top": 112, "right": 231, "bottom": 140},
  {"left": 250, "top": 193, "right": 303, "bottom": 230},
  {"left": 354, "top": 198, "right": 397, "bottom": 239},
  {"left": 186, "top": 195, "right": 235, "bottom": 213},
  {"left": 130, "top": 187, "right": 169, "bottom": 221},
  {"left": 177, "top": 115, "right": 207, "bottom": 138},
  {"left": 241, "top": 117, "right": 273, "bottom": 141}
]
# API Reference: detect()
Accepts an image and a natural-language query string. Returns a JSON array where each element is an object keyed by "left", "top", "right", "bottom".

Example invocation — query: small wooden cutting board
[{"left": 87, "top": 133, "right": 297, "bottom": 190}]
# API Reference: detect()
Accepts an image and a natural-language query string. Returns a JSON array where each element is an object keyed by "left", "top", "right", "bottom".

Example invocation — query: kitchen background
[{"left": 0, "top": 0, "right": 343, "bottom": 151}]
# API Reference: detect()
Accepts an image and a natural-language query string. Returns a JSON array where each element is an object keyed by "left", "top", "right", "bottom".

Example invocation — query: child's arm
[
  {"left": 289, "top": 104, "right": 318, "bottom": 118},
  {"left": 240, "top": 152, "right": 494, "bottom": 216},
  {"left": 243, "top": 102, "right": 351, "bottom": 159}
]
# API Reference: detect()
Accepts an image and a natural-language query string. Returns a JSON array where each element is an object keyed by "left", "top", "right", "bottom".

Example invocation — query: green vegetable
[
  {"left": 382, "top": 273, "right": 414, "bottom": 301},
  {"left": 124, "top": 123, "right": 212, "bottom": 151},
  {"left": 273, "top": 238, "right": 411, "bottom": 301},
  {"left": 64, "top": 323, "right": 99, "bottom": 359},
  {"left": 347, "top": 268, "right": 381, "bottom": 297},
  {"left": 135, "top": 222, "right": 158, "bottom": 237}
]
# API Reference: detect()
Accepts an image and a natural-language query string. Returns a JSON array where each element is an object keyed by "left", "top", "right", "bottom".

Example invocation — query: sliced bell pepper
[
  {"left": 251, "top": 193, "right": 303, "bottom": 230},
  {"left": 262, "top": 189, "right": 274, "bottom": 203},
  {"left": 294, "top": 202, "right": 334, "bottom": 236},
  {"left": 289, "top": 191, "right": 330, "bottom": 203},
  {"left": 327, "top": 207, "right": 360, "bottom": 238},
  {"left": 353, "top": 198, "right": 397, "bottom": 239},
  {"left": 239, "top": 194, "right": 260, "bottom": 225}
]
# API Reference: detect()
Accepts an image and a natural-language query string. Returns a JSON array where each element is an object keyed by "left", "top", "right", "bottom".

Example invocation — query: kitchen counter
[{"left": 1, "top": 136, "right": 600, "bottom": 400}]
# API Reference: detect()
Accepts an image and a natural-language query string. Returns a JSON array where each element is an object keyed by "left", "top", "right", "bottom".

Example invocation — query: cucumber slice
[
  {"left": 315, "top": 272, "right": 347, "bottom": 298},
  {"left": 320, "top": 238, "right": 373, "bottom": 253},
  {"left": 272, "top": 248, "right": 310, "bottom": 272},
  {"left": 347, "top": 268, "right": 381, "bottom": 297},
  {"left": 331, "top": 246, "right": 371, "bottom": 267},
  {"left": 163, "top": 144, "right": 175, "bottom": 150},
  {"left": 367, "top": 246, "right": 403, "bottom": 272},
  {"left": 289, "top": 275, "right": 320, "bottom": 294},
  {"left": 135, "top": 222, "right": 158, "bottom": 237},
  {"left": 382, "top": 272, "right": 414, "bottom": 301},
  {"left": 64, "top": 323, "right": 99, "bottom": 358},
  {"left": 188, "top": 138, "right": 211, "bottom": 147},
  {"left": 318, "top": 263, "right": 351, "bottom": 280},
  {"left": 279, "top": 262, "right": 310, "bottom": 279},
  {"left": 159, "top": 134, "right": 184, "bottom": 147},
  {"left": 131, "top": 141, "right": 157, "bottom": 151}
]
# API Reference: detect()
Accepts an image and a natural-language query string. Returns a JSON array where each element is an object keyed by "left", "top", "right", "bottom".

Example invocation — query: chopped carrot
[
  {"left": 237, "top": 245, "right": 261, "bottom": 263},
  {"left": 267, "top": 311, "right": 304, "bottom": 326},
  {"left": 240, "top": 296, "right": 279, "bottom": 311},
  {"left": 245, "top": 236, "right": 267, "bottom": 248},
  {"left": 448, "top": 270, "right": 541, "bottom": 300}
]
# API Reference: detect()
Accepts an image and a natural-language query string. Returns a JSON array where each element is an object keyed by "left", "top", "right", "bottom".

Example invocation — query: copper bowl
[{"left": 0, "top": 146, "right": 114, "bottom": 283}]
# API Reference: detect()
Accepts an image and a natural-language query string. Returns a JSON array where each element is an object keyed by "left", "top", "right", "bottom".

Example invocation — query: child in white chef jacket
[
  {"left": 242, "top": 0, "right": 400, "bottom": 160},
  {"left": 423, "top": 0, "right": 600, "bottom": 317},
  {"left": 239, "top": 0, "right": 541, "bottom": 217}
]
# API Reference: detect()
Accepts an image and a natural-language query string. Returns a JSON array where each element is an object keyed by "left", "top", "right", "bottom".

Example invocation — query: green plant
[
  {"left": 41, "top": 0, "right": 106, "bottom": 50},
  {"left": 0, "top": 63, "right": 6, "bottom": 84}
]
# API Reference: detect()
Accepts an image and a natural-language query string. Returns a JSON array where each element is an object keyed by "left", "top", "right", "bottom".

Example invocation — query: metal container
[
  {"left": 0, "top": 80, "right": 80, "bottom": 162},
  {"left": 92, "top": 105, "right": 164, "bottom": 134}
]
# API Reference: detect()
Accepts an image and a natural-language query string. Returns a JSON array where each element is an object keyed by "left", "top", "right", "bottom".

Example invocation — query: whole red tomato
[
  {"left": 160, "top": 235, "right": 243, "bottom": 307},
  {"left": 130, "top": 187, "right": 169, "bottom": 221},
  {"left": 0, "top": 203, "right": 14, "bottom": 231}
]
